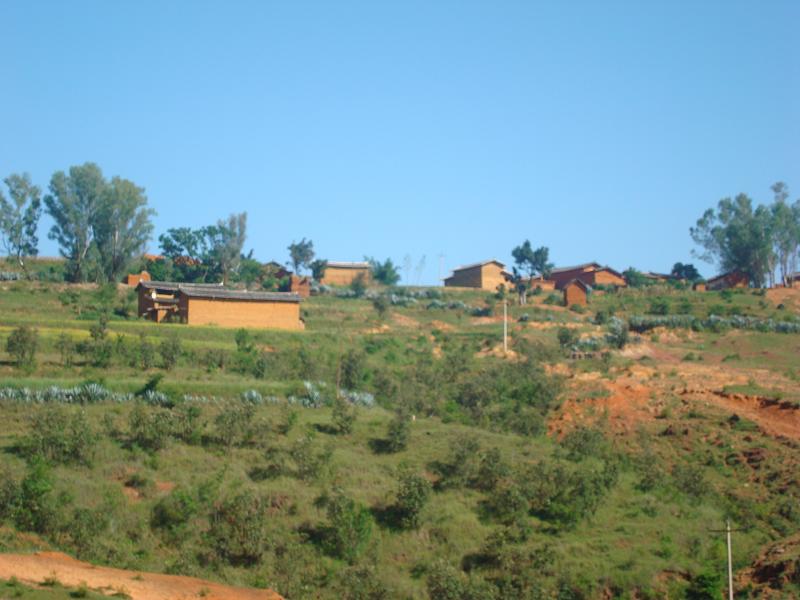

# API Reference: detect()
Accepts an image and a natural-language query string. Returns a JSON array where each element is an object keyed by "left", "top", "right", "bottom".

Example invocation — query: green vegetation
[{"left": 0, "top": 281, "right": 798, "bottom": 598}]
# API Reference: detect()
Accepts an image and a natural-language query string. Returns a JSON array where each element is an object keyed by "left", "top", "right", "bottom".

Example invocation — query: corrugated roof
[
  {"left": 550, "top": 262, "right": 601, "bottom": 274},
  {"left": 326, "top": 261, "right": 371, "bottom": 269},
  {"left": 179, "top": 288, "right": 301, "bottom": 303},
  {"left": 448, "top": 259, "right": 506, "bottom": 274},
  {"left": 137, "top": 280, "right": 223, "bottom": 292}
]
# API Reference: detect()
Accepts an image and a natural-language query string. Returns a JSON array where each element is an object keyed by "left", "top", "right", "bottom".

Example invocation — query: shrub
[
  {"left": 372, "top": 295, "right": 390, "bottom": 319},
  {"left": 435, "top": 436, "right": 482, "bottom": 489},
  {"left": 605, "top": 317, "right": 629, "bottom": 349},
  {"left": 324, "top": 492, "right": 373, "bottom": 563},
  {"left": 672, "top": 462, "right": 708, "bottom": 500},
  {"left": 207, "top": 491, "right": 268, "bottom": 566},
  {"left": 385, "top": 411, "right": 410, "bottom": 452},
  {"left": 685, "top": 568, "right": 723, "bottom": 600},
  {"left": 23, "top": 406, "right": 98, "bottom": 466},
  {"left": 476, "top": 447, "right": 511, "bottom": 492},
  {"left": 336, "top": 564, "right": 390, "bottom": 600},
  {"left": 55, "top": 333, "right": 77, "bottom": 367},
  {"left": 136, "top": 334, "right": 156, "bottom": 369},
  {"left": 129, "top": 404, "right": 174, "bottom": 451},
  {"left": 557, "top": 327, "right": 578, "bottom": 349},
  {"left": 332, "top": 396, "right": 357, "bottom": 435},
  {"left": 151, "top": 488, "right": 198, "bottom": 540},
  {"left": 394, "top": 470, "right": 432, "bottom": 529},
  {"left": 648, "top": 298, "right": 670, "bottom": 315},
  {"left": 214, "top": 401, "right": 256, "bottom": 447},
  {"left": 13, "top": 459, "right": 58, "bottom": 535},
  {"left": 559, "top": 426, "right": 610, "bottom": 462},
  {"left": 350, "top": 273, "right": 367, "bottom": 297},
  {"left": 6, "top": 325, "right": 38, "bottom": 371},
  {"left": 159, "top": 335, "right": 181, "bottom": 370},
  {"left": 341, "top": 349, "right": 367, "bottom": 390},
  {"left": 292, "top": 433, "right": 334, "bottom": 481}
]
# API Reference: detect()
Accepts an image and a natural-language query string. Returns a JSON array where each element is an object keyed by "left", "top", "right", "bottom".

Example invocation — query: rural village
[{"left": 1, "top": 1, "right": 798, "bottom": 599}]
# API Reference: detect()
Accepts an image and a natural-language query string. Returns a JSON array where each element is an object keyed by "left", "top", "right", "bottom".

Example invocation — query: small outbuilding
[
  {"left": 563, "top": 279, "right": 589, "bottom": 307},
  {"left": 443, "top": 260, "right": 511, "bottom": 291},
  {"left": 320, "top": 262, "right": 371, "bottom": 286},
  {"left": 692, "top": 281, "right": 707, "bottom": 292},
  {"left": 706, "top": 271, "right": 749, "bottom": 291}
]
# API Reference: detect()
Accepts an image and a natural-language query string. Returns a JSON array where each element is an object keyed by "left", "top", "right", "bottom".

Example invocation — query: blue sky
[{"left": 1, "top": 1, "right": 797, "bottom": 283}]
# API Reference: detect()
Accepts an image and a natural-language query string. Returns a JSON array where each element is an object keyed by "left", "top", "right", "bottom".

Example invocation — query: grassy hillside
[{"left": 0, "top": 280, "right": 799, "bottom": 598}]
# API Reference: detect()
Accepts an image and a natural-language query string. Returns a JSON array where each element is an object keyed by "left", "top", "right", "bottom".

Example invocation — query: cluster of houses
[{"left": 126, "top": 254, "right": 778, "bottom": 331}]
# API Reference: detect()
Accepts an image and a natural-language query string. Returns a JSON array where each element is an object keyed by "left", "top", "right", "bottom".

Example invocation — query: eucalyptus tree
[{"left": 0, "top": 173, "right": 42, "bottom": 279}]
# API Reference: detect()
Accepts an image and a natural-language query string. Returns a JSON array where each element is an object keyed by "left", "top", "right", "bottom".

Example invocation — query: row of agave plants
[{"left": 0, "top": 381, "right": 375, "bottom": 408}]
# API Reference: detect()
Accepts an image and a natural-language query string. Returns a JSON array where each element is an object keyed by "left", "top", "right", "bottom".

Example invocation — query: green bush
[
  {"left": 129, "top": 403, "right": 174, "bottom": 451},
  {"left": 6, "top": 325, "right": 38, "bottom": 371},
  {"left": 207, "top": 491, "right": 268, "bottom": 566},
  {"left": 292, "top": 433, "right": 334, "bottom": 481},
  {"left": 394, "top": 470, "right": 432, "bottom": 529},
  {"left": 332, "top": 396, "right": 357, "bottom": 435},
  {"left": 648, "top": 298, "right": 670, "bottom": 315},
  {"left": 159, "top": 335, "right": 182, "bottom": 370},
  {"left": 151, "top": 488, "right": 198, "bottom": 540},
  {"left": 12, "top": 459, "right": 59, "bottom": 535},
  {"left": 341, "top": 349, "right": 367, "bottom": 390},
  {"left": 214, "top": 401, "right": 257, "bottom": 447},
  {"left": 324, "top": 492, "right": 373, "bottom": 563},
  {"left": 385, "top": 411, "right": 410, "bottom": 452},
  {"left": 55, "top": 333, "right": 76, "bottom": 367},
  {"left": 23, "top": 406, "right": 98, "bottom": 466},
  {"left": 336, "top": 564, "right": 390, "bottom": 600},
  {"left": 557, "top": 327, "right": 579, "bottom": 349}
]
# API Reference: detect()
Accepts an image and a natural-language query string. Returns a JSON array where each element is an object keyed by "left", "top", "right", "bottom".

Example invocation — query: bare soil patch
[{"left": 0, "top": 552, "right": 283, "bottom": 600}]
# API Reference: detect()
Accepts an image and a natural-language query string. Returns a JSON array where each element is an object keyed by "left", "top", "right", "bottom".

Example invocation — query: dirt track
[{"left": 0, "top": 552, "right": 283, "bottom": 600}]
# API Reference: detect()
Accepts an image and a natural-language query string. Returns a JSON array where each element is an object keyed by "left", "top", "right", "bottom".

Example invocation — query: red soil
[{"left": 0, "top": 552, "right": 283, "bottom": 600}]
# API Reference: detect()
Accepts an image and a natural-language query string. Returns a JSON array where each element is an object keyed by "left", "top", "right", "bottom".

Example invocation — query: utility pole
[
  {"left": 503, "top": 300, "right": 508, "bottom": 354},
  {"left": 726, "top": 519, "right": 733, "bottom": 600},
  {"left": 709, "top": 520, "right": 746, "bottom": 600}
]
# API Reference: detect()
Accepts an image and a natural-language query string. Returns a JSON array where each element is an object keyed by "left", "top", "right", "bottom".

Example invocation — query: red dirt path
[{"left": 0, "top": 552, "right": 283, "bottom": 600}]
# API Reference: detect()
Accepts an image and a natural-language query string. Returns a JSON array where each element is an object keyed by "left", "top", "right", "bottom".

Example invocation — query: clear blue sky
[{"left": 1, "top": 1, "right": 797, "bottom": 283}]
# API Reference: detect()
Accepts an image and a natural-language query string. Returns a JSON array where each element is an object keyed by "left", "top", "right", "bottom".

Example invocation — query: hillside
[{"left": 0, "top": 280, "right": 799, "bottom": 599}]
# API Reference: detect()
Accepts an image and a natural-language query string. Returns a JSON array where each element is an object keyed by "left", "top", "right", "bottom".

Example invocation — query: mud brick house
[
  {"left": 563, "top": 279, "right": 589, "bottom": 306},
  {"left": 444, "top": 260, "right": 512, "bottom": 291},
  {"left": 693, "top": 281, "right": 707, "bottom": 292},
  {"left": 177, "top": 288, "right": 303, "bottom": 330},
  {"left": 549, "top": 262, "right": 626, "bottom": 289},
  {"left": 136, "top": 281, "right": 304, "bottom": 330},
  {"left": 706, "top": 271, "right": 749, "bottom": 291},
  {"left": 320, "top": 262, "right": 371, "bottom": 286},
  {"left": 528, "top": 276, "right": 556, "bottom": 292}
]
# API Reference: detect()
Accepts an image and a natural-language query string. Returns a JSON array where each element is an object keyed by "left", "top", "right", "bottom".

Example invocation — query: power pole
[
  {"left": 726, "top": 519, "right": 733, "bottom": 600},
  {"left": 709, "top": 520, "right": 747, "bottom": 600},
  {"left": 503, "top": 300, "right": 508, "bottom": 354}
]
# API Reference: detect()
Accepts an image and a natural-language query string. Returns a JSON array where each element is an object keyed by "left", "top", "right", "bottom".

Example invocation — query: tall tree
[
  {"left": 0, "top": 173, "right": 42, "bottom": 279},
  {"left": 208, "top": 212, "right": 247, "bottom": 284},
  {"left": 511, "top": 240, "right": 553, "bottom": 304},
  {"left": 690, "top": 193, "right": 774, "bottom": 287},
  {"left": 288, "top": 238, "right": 315, "bottom": 274},
  {"left": 770, "top": 182, "right": 800, "bottom": 286},
  {"left": 44, "top": 163, "right": 105, "bottom": 282},
  {"left": 94, "top": 176, "right": 155, "bottom": 282}
]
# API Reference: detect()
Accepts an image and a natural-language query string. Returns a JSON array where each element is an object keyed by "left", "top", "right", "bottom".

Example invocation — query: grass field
[{"left": 0, "top": 278, "right": 798, "bottom": 598}]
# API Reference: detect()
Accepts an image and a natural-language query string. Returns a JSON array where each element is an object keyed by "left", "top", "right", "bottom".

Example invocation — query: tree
[
  {"left": 511, "top": 241, "right": 553, "bottom": 305},
  {"left": 94, "top": 176, "right": 155, "bottom": 282},
  {"left": 158, "top": 227, "right": 211, "bottom": 282},
  {"left": 288, "top": 238, "right": 315, "bottom": 274},
  {"left": 45, "top": 163, "right": 154, "bottom": 283},
  {"left": 671, "top": 262, "right": 700, "bottom": 281},
  {"left": 310, "top": 258, "right": 328, "bottom": 281},
  {"left": 6, "top": 325, "right": 38, "bottom": 371},
  {"left": 769, "top": 182, "right": 800, "bottom": 286},
  {"left": 690, "top": 193, "right": 773, "bottom": 288},
  {"left": 208, "top": 212, "right": 247, "bottom": 284},
  {"left": 44, "top": 163, "right": 106, "bottom": 282},
  {"left": 622, "top": 267, "right": 648, "bottom": 287},
  {"left": 0, "top": 173, "right": 42, "bottom": 279},
  {"left": 367, "top": 257, "right": 400, "bottom": 285}
]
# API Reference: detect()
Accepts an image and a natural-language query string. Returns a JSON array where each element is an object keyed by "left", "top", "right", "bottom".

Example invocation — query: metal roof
[
  {"left": 136, "top": 280, "right": 223, "bottom": 292},
  {"left": 549, "top": 262, "right": 602, "bottom": 274},
  {"left": 447, "top": 259, "right": 506, "bottom": 274},
  {"left": 178, "top": 288, "right": 302, "bottom": 303},
  {"left": 325, "top": 261, "right": 371, "bottom": 269}
]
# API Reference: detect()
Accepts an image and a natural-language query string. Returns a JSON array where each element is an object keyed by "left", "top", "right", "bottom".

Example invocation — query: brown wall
[
  {"left": 592, "top": 269, "right": 627, "bottom": 287},
  {"left": 445, "top": 264, "right": 506, "bottom": 291},
  {"left": 186, "top": 298, "right": 303, "bottom": 330},
  {"left": 321, "top": 267, "right": 371, "bottom": 286},
  {"left": 564, "top": 283, "right": 588, "bottom": 306},
  {"left": 289, "top": 275, "right": 311, "bottom": 298},
  {"left": 529, "top": 278, "right": 556, "bottom": 291}
]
